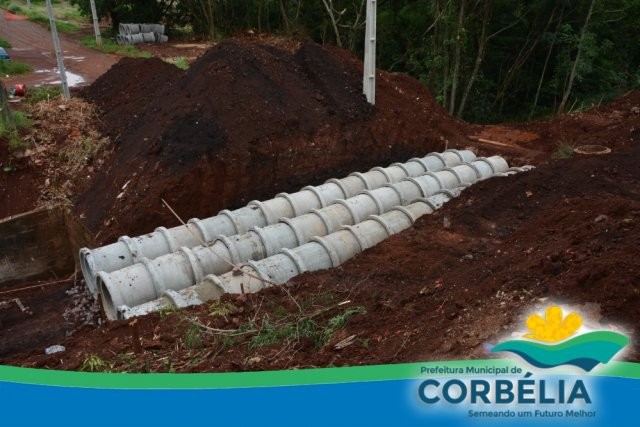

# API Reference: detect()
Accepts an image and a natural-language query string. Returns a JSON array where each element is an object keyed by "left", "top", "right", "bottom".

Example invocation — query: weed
[
  {"left": 80, "top": 354, "right": 111, "bottom": 372},
  {"left": 301, "top": 291, "right": 335, "bottom": 310},
  {"left": 320, "top": 306, "right": 367, "bottom": 346},
  {"left": 1, "top": 112, "right": 32, "bottom": 152},
  {"left": 80, "top": 36, "right": 152, "bottom": 58},
  {"left": 273, "top": 304, "right": 288, "bottom": 318},
  {"left": 209, "top": 300, "right": 235, "bottom": 317},
  {"left": 249, "top": 317, "right": 301, "bottom": 349},
  {"left": 157, "top": 305, "right": 177, "bottom": 321},
  {"left": 0, "top": 37, "right": 11, "bottom": 48},
  {"left": 27, "top": 86, "right": 63, "bottom": 104},
  {"left": 169, "top": 56, "right": 189, "bottom": 70},
  {"left": 360, "top": 338, "right": 370, "bottom": 348},
  {"left": 0, "top": 59, "right": 31, "bottom": 75},
  {"left": 552, "top": 142, "right": 575, "bottom": 160},
  {"left": 185, "top": 323, "right": 203, "bottom": 349},
  {"left": 7, "top": 134, "right": 27, "bottom": 151},
  {"left": 115, "top": 352, "right": 138, "bottom": 373}
]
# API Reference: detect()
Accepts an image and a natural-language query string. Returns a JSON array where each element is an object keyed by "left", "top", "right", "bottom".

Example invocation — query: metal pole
[
  {"left": 89, "top": 0, "right": 102, "bottom": 46},
  {"left": 45, "top": 0, "right": 70, "bottom": 99},
  {"left": 0, "top": 82, "right": 16, "bottom": 130},
  {"left": 27, "top": 0, "right": 31, "bottom": 8},
  {"left": 362, "top": 0, "right": 376, "bottom": 105}
]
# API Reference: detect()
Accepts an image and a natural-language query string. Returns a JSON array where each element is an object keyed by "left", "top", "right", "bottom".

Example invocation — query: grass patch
[
  {"left": 0, "top": 59, "right": 31, "bottom": 75},
  {"left": 203, "top": 303, "right": 368, "bottom": 351},
  {"left": 169, "top": 56, "right": 189, "bottom": 70},
  {"left": 185, "top": 323, "right": 204, "bottom": 350},
  {"left": 209, "top": 301, "right": 236, "bottom": 317},
  {"left": 552, "top": 142, "right": 575, "bottom": 160},
  {"left": 3, "top": 0, "right": 83, "bottom": 33},
  {"left": 0, "top": 37, "right": 11, "bottom": 48},
  {"left": 26, "top": 86, "right": 63, "bottom": 104},
  {"left": 1, "top": 111, "right": 33, "bottom": 151},
  {"left": 80, "top": 36, "right": 152, "bottom": 58}
]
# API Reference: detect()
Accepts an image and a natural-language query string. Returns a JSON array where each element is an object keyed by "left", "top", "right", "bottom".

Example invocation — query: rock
[
  {"left": 45, "top": 345, "right": 65, "bottom": 355},
  {"left": 594, "top": 214, "right": 608, "bottom": 223}
]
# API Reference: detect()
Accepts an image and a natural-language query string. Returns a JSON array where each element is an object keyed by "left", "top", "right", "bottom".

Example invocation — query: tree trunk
[
  {"left": 529, "top": 7, "right": 564, "bottom": 120},
  {"left": 448, "top": 0, "right": 466, "bottom": 114},
  {"left": 492, "top": 6, "right": 556, "bottom": 108},
  {"left": 456, "top": 0, "right": 491, "bottom": 118},
  {"left": 321, "top": 0, "right": 343, "bottom": 47},
  {"left": 279, "top": 0, "right": 291, "bottom": 34},
  {"left": 557, "top": 0, "right": 596, "bottom": 114}
]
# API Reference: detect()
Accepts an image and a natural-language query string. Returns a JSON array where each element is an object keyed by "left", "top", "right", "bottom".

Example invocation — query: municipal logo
[{"left": 492, "top": 305, "right": 629, "bottom": 371}]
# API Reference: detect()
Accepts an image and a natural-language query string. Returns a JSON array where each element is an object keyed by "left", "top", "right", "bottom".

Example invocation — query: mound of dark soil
[
  {"left": 77, "top": 38, "right": 468, "bottom": 243},
  {"left": 81, "top": 57, "right": 185, "bottom": 141}
]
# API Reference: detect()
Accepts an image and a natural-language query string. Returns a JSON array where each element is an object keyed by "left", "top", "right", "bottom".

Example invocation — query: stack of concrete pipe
[
  {"left": 81, "top": 149, "right": 475, "bottom": 296},
  {"left": 116, "top": 23, "right": 168, "bottom": 45},
  {"left": 89, "top": 153, "right": 531, "bottom": 320},
  {"left": 117, "top": 189, "right": 462, "bottom": 319}
]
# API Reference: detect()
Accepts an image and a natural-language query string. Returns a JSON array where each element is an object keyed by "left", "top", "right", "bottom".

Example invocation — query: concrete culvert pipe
[
  {"left": 119, "top": 165, "right": 533, "bottom": 319},
  {"left": 81, "top": 149, "right": 475, "bottom": 296},
  {"left": 98, "top": 156, "right": 509, "bottom": 319},
  {"left": 117, "top": 189, "right": 462, "bottom": 319}
]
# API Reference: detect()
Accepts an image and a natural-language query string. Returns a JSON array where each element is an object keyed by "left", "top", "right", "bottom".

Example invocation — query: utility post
[
  {"left": 89, "top": 0, "right": 102, "bottom": 46},
  {"left": 26, "top": 0, "right": 31, "bottom": 8},
  {"left": 45, "top": 0, "right": 70, "bottom": 99},
  {"left": 363, "top": 0, "right": 377, "bottom": 105}
]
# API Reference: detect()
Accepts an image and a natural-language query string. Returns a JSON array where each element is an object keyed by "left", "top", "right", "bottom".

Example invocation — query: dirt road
[{"left": 0, "top": 10, "right": 116, "bottom": 88}]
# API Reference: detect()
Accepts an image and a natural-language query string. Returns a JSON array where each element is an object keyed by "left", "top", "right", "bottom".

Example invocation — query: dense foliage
[{"left": 72, "top": 0, "right": 640, "bottom": 123}]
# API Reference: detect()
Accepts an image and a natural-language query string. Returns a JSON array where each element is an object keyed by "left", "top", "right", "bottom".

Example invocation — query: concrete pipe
[
  {"left": 116, "top": 189, "right": 461, "bottom": 320},
  {"left": 98, "top": 156, "right": 508, "bottom": 319},
  {"left": 118, "top": 166, "right": 534, "bottom": 319},
  {"left": 81, "top": 149, "right": 475, "bottom": 296}
]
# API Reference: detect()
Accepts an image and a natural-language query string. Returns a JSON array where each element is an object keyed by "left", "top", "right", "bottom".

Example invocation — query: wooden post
[{"left": 45, "top": 0, "right": 70, "bottom": 99}]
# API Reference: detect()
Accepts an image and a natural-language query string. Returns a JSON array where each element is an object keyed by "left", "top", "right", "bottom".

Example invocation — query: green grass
[
  {"left": 26, "top": 85, "right": 63, "bottom": 104},
  {"left": 3, "top": 0, "right": 83, "bottom": 33},
  {"left": 0, "top": 37, "right": 11, "bottom": 48},
  {"left": 1, "top": 111, "right": 33, "bottom": 151},
  {"left": 246, "top": 305, "right": 367, "bottom": 349},
  {"left": 0, "top": 59, "right": 31, "bottom": 75},
  {"left": 80, "top": 36, "right": 152, "bottom": 58},
  {"left": 79, "top": 354, "right": 112, "bottom": 372},
  {"left": 170, "top": 56, "right": 189, "bottom": 70}
]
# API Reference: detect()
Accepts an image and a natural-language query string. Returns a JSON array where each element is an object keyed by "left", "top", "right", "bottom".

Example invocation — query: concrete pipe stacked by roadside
[
  {"left": 117, "top": 189, "right": 462, "bottom": 319},
  {"left": 81, "top": 149, "right": 475, "bottom": 296},
  {"left": 100, "top": 156, "right": 522, "bottom": 320}
]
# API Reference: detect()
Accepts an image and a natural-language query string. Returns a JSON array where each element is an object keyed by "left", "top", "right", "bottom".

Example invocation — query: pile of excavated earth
[{"left": 0, "top": 37, "right": 638, "bottom": 370}]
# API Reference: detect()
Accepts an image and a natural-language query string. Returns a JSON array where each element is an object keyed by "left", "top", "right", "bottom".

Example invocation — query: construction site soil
[
  {"left": 1, "top": 38, "right": 639, "bottom": 371},
  {"left": 78, "top": 38, "right": 468, "bottom": 244}
]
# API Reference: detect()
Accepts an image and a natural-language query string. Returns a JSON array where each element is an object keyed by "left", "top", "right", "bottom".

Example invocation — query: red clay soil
[
  {"left": 3, "top": 140, "right": 638, "bottom": 371},
  {"left": 76, "top": 38, "right": 468, "bottom": 244},
  {"left": 2, "top": 37, "right": 640, "bottom": 370}
]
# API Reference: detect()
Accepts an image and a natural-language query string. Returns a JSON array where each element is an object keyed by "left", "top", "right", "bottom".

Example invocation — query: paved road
[{"left": 0, "top": 10, "right": 117, "bottom": 88}]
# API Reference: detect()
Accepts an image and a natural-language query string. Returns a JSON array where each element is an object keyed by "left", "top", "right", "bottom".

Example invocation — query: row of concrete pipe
[
  {"left": 97, "top": 155, "right": 530, "bottom": 319},
  {"left": 116, "top": 190, "right": 462, "bottom": 319},
  {"left": 117, "top": 170, "right": 533, "bottom": 320},
  {"left": 81, "top": 149, "right": 477, "bottom": 295}
]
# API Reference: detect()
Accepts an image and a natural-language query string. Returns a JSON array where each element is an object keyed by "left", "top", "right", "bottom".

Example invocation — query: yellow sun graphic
[{"left": 524, "top": 306, "right": 582, "bottom": 343}]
